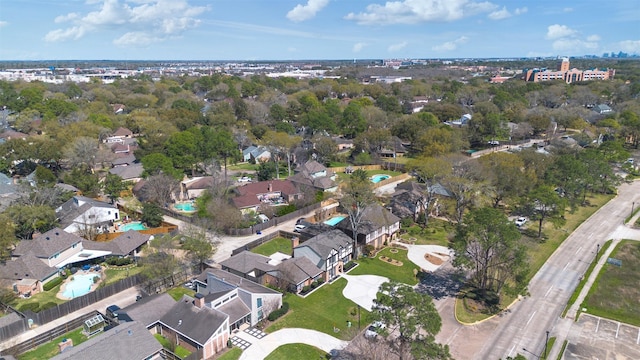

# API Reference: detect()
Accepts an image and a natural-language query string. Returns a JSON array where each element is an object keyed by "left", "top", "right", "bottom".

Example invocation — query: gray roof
[
  {"left": 111, "top": 154, "right": 136, "bottom": 166},
  {"left": 51, "top": 321, "right": 162, "bottom": 360},
  {"left": 0, "top": 254, "right": 59, "bottom": 281},
  {"left": 219, "top": 251, "right": 275, "bottom": 275},
  {"left": 158, "top": 296, "right": 228, "bottom": 346},
  {"left": 296, "top": 229, "right": 352, "bottom": 259},
  {"left": 115, "top": 293, "right": 176, "bottom": 327},
  {"left": 204, "top": 269, "right": 281, "bottom": 296},
  {"left": 273, "top": 257, "right": 322, "bottom": 285},
  {"left": 84, "top": 231, "right": 151, "bottom": 256},
  {"left": 55, "top": 196, "right": 117, "bottom": 228},
  {"left": 217, "top": 297, "right": 251, "bottom": 325},
  {"left": 336, "top": 203, "right": 400, "bottom": 235},
  {"left": 54, "top": 183, "right": 79, "bottom": 193},
  {"left": 108, "top": 163, "right": 143, "bottom": 180},
  {"left": 13, "top": 228, "right": 83, "bottom": 259},
  {"left": 297, "top": 160, "right": 326, "bottom": 174}
]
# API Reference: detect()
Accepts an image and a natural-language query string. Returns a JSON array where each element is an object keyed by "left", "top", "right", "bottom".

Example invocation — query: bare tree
[
  {"left": 63, "top": 136, "right": 100, "bottom": 169},
  {"left": 75, "top": 211, "right": 100, "bottom": 241},
  {"left": 142, "top": 174, "right": 180, "bottom": 207}
]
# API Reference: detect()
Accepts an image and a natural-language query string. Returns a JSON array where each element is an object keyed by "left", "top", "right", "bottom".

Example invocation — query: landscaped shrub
[
  {"left": 93, "top": 276, "right": 99, "bottom": 284},
  {"left": 275, "top": 204, "right": 296, "bottom": 217},
  {"left": 267, "top": 302, "right": 289, "bottom": 321},
  {"left": 343, "top": 261, "right": 357, "bottom": 271},
  {"left": 316, "top": 278, "right": 325, "bottom": 285},
  {"left": 106, "top": 257, "right": 133, "bottom": 266},
  {"left": 39, "top": 302, "right": 58, "bottom": 312},
  {"left": 302, "top": 285, "right": 311, "bottom": 293},
  {"left": 400, "top": 217, "right": 413, "bottom": 227},
  {"left": 310, "top": 282, "right": 318, "bottom": 289},
  {"left": 363, "top": 245, "right": 375, "bottom": 257},
  {"left": 18, "top": 302, "right": 40, "bottom": 313},
  {"left": 43, "top": 277, "right": 64, "bottom": 291}
]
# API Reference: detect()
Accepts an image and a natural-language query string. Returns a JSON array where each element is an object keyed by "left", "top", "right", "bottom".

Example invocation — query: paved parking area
[{"left": 564, "top": 314, "right": 640, "bottom": 359}]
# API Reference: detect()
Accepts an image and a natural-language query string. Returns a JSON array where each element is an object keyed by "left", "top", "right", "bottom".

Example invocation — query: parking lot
[{"left": 564, "top": 313, "right": 640, "bottom": 359}]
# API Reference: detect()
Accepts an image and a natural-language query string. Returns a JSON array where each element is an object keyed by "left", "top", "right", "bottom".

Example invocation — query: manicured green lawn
[
  {"left": 251, "top": 237, "right": 292, "bottom": 256},
  {"left": 227, "top": 163, "right": 258, "bottom": 171},
  {"left": 103, "top": 265, "right": 144, "bottom": 285},
  {"left": 13, "top": 282, "right": 66, "bottom": 312},
  {"left": 398, "top": 218, "right": 454, "bottom": 247},
  {"left": 266, "top": 278, "right": 370, "bottom": 340},
  {"left": 265, "top": 343, "right": 327, "bottom": 360},
  {"left": 582, "top": 240, "right": 640, "bottom": 326},
  {"left": 154, "top": 334, "right": 192, "bottom": 358},
  {"left": 349, "top": 247, "right": 420, "bottom": 285},
  {"left": 217, "top": 347, "right": 242, "bottom": 360},
  {"left": 166, "top": 286, "right": 195, "bottom": 301},
  {"left": 18, "top": 327, "right": 88, "bottom": 360}
]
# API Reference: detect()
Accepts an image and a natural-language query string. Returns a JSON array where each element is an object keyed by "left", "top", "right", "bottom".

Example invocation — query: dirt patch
[
  {"left": 424, "top": 253, "right": 444, "bottom": 265},
  {"left": 379, "top": 256, "right": 403, "bottom": 266}
]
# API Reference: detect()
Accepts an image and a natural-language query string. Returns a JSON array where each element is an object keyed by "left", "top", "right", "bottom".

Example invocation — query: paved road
[{"left": 435, "top": 180, "right": 640, "bottom": 360}]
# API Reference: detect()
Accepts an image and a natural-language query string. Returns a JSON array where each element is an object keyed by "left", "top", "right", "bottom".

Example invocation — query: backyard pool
[
  {"left": 174, "top": 202, "right": 197, "bottom": 212},
  {"left": 371, "top": 174, "right": 391, "bottom": 183},
  {"left": 324, "top": 215, "right": 346, "bottom": 226},
  {"left": 119, "top": 221, "right": 147, "bottom": 232},
  {"left": 61, "top": 273, "right": 100, "bottom": 299}
]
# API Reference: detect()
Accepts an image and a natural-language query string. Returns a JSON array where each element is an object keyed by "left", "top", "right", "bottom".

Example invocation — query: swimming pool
[
  {"left": 371, "top": 174, "right": 391, "bottom": 183},
  {"left": 61, "top": 273, "right": 100, "bottom": 299},
  {"left": 174, "top": 202, "right": 197, "bottom": 212},
  {"left": 119, "top": 222, "right": 147, "bottom": 231},
  {"left": 324, "top": 216, "right": 346, "bottom": 226}
]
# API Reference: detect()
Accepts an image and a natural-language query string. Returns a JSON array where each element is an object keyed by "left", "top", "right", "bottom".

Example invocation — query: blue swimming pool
[
  {"left": 324, "top": 216, "right": 346, "bottom": 226},
  {"left": 61, "top": 273, "right": 100, "bottom": 299},
  {"left": 119, "top": 222, "right": 147, "bottom": 231},
  {"left": 174, "top": 202, "right": 197, "bottom": 212},
  {"left": 371, "top": 174, "right": 391, "bottom": 183}
]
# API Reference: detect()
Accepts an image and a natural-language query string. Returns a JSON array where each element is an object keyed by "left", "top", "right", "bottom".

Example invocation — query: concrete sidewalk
[
  {"left": 0, "top": 287, "right": 140, "bottom": 351},
  {"left": 238, "top": 328, "right": 348, "bottom": 360}
]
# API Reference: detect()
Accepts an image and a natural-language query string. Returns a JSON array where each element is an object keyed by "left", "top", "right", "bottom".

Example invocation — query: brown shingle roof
[{"left": 13, "top": 228, "right": 83, "bottom": 259}]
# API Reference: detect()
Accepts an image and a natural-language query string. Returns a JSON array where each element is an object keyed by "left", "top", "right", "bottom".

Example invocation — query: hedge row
[
  {"left": 267, "top": 302, "right": 289, "bottom": 321},
  {"left": 43, "top": 276, "right": 64, "bottom": 291},
  {"left": 106, "top": 257, "right": 133, "bottom": 266}
]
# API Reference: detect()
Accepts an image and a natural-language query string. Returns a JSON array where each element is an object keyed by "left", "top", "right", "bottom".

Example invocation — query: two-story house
[
  {"left": 55, "top": 196, "right": 120, "bottom": 234},
  {"left": 336, "top": 203, "right": 400, "bottom": 250},
  {"left": 232, "top": 180, "right": 302, "bottom": 213},
  {"left": 293, "top": 229, "right": 353, "bottom": 281},
  {"left": 289, "top": 160, "right": 338, "bottom": 193}
]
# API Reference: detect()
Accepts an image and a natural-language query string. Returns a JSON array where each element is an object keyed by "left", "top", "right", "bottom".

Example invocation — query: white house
[{"left": 55, "top": 196, "right": 120, "bottom": 234}]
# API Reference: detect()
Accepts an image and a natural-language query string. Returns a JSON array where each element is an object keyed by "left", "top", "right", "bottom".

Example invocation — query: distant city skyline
[{"left": 0, "top": 0, "right": 638, "bottom": 61}]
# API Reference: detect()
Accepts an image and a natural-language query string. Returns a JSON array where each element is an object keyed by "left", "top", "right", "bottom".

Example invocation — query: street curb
[{"left": 454, "top": 295, "right": 522, "bottom": 326}]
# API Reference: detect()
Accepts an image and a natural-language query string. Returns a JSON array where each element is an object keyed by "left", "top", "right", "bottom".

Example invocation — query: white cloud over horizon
[
  {"left": 488, "top": 6, "right": 527, "bottom": 20},
  {"left": 432, "top": 36, "right": 469, "bottom": 52},
  {"left": 286, "top": 0, "right": 330, "bottom": 22},
  {"left": 388, "top": 41, "right": 408, "bottom": 52},
  {"left": 546, "top": 24, "right": 578, "bottom": 39}
]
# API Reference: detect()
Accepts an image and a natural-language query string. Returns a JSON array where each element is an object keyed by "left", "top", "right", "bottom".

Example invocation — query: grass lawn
[
  {"left": 264, "top": 344, "right": 327, "bottom": 360},
  {"left": 251, "top": 237, "right": 292, "bottom": 256},
  {"left": 397, "top": 218, "right": 454, "bottom": 247},
  {"left": 226, "top": 163, "right": 258, "bottom": 171},
  {"left": 18, "top": 327, "right": 88, "bottom": 360},
  {"left": 349, "top": 247, "right": 420, "bottom": 285},
  {"left": 154, "top": 334, "right": 192, "bottom": 358},
  {"left": 103, "top": 265, "right": 144, "bottom": 285},
  {"left": 13, "top": 282, "right": 66, "bottom": 312},
  {"left": 266, "top": 278, "right": 371, "bottom": 340},
  {"left": 166, "top": 286, "right": 195, "bottom": 301},
  {"left": 582, "top": 240, "right": 640, "bottom": 326},
  {"left": 217, "top": 347, "right": 242, "bottom": 360}
]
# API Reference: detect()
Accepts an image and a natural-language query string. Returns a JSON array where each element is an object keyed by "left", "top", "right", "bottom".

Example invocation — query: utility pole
[
  {"left": 596, "top": 243, "right": 600, "bottom": 264},
  {"left": 544, "top": 330, "right": 549, "bottom": 359}
]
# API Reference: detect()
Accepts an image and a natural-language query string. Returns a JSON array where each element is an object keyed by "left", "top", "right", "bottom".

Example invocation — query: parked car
[
  {"left": 364, "top": 321, "right": 386, "bottom": 339},
  {"left": 238, "top": 176, "right": 252, "bottom": 183},
  {"left": 515, "top": 216, "right": 527, "bottom": 227},
  {"left": 106, "top": 305, "right": 121, "bottom": 319},
  {"left": 294, "top": 224, "right": 306, "bottom": 232}
]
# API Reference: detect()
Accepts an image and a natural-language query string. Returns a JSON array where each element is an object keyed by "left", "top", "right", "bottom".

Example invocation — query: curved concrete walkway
[
  {"left": 393, "top": 243, "right": 452, "bottom": 272},
  {"left": 341, "top": 274, "right": 389, "bottom": 311},
  {"left": 238, "top": 328, "right": 348, "bottom": 360}
]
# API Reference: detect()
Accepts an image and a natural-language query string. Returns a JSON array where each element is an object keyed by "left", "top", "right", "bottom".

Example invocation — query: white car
[
  {"left": 364, "top": 321, "right": 386, "bottom": 339},
  {"left": 294, "top": 224, "right": 306, "bottom": 232},
  {"left": 238, "top": 176, "right": 252, "bottom": 183},
  {"left": 515, "top": 217, "right": 527, "bottom": 227}
]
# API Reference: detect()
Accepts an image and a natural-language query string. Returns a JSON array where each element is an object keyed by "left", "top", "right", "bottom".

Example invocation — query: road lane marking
[
  {"left": 595, "top": 318, "right": 600, "bottom": 332},
  {"left": 526, "top": 311, "right": 537, "bottom": 326},
  {"left": 636, "top": 328, "right": 639, "bottom": 344},
  {"left": 616, "top": 322, "right": 620, "bottom": 338},
  {"left": 563, "top": 262, "right": 570, "bottom": 270},
  {"left": 544, "top": 286, "right": 553, "bottom": 298},
  {"left": 575, "top": 246, "right": 582, "bottom": 254},
  {"left": 508, "top": 345, "right": 515, "bottom": 356}
]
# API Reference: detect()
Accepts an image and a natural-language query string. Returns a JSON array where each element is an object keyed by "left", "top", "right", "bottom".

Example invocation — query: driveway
[
  {"left": 394, "top": 243, "right": 452, "bottom": 272},
  {"left": 237, "top": 328, "right": 348, "bottom": 360},
  {"left": 341, "top": 274, "right": 389, "bottom": 311}
]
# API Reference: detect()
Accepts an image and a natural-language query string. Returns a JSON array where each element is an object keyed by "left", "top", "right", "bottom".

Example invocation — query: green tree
[
  {"left": 341, "top": 169, "right": 376, "bottom": 257},
  {"left": 141, "top": 153, "right": 182, "bottom": 180},
  {"left": 141, "top": 202, "right": 164, "bottom": 228},
  {"left": 339, "top": 102, "right": 366, "bottom": 138},
  {"left": 0, "top": 214, "right": 17, "bottom": 261},
  {"left": 103, "top": 173, "right": 126, "bottom": 204},
  {"left": 63, "top": 167, "right": 101, "bottom": 198},
  {"left": 523, "top": 185, "right": 566, "bottom": 238},
  {"left": 407, "top": 156, "right": 452, "bottom": 225},
  {"left": 182, "top": 236, "right": 215, "bottom": 272},
  {"left": 478, "top": 152, "right": 534, "bottom": 208},
  {"left": 34, "top": 165, "right": 57, "bottom": 187},
  {"left": 5, "top": 204, "right": 57, "bottom": 239},
  {"left": 373, "top": 281, "right": 451, "bottom": 360},
  {"left": 453, "top": 207, "right": 528, "bottom": 297},
  {"left": 256, "top": 161, "right": 276, "bottom": 181},
  {"left": 165, "top": 130, "right": 199, "bottom": 175}
]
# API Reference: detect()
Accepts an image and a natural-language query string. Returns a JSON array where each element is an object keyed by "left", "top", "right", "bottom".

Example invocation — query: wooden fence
[
  {"left": 225, "top": 202, "right": 322, "bottom": 236},
  {"left": 230, "top": 230, "right": 299, "bottom": 256},
  {"left": 328, "top": 164, "right": 382, "bottom": 173},
  {"left": 372, "top": 173, "right": 412, "bottom": 189},
  {"left": 95, "top": 221, "right": 178, "bottom": 242}
]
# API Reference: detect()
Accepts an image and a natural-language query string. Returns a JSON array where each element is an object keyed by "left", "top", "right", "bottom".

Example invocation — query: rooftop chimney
[
  {"left": 194, "top": 293, "right": 205, "bottom": 309},
  {"left": 291, "top": 237, "right": 299, "bottom": 254},
  {"left": 268, "top": 182, "right": 272, "bottom": 192}
]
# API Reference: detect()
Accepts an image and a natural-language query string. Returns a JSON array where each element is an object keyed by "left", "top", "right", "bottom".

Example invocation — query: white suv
[{"left": 514, "top": 217, "right": 527, "bottom": 227}]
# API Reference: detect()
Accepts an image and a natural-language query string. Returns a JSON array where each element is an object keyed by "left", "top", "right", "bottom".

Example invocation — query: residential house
[
  {"left": 114, "top": 293, "right": 177, "bottom": 327},
  {"left": 108, "top": 163, "right": 144, "bottom": 183},
  {"left": 292, "top": 230, "right": 353, "bottom": 281},
  {"left": 232, "top": 180, "right": 302, "bottom": 213},
  {"left": 333, "top": 137, "right": 354, "bottom": 152},
  {"left": 289, "top": 160, "right": 338, "bottom": 193},
  {"left": 378, "top": 136, "right": 409, "bottom": 158},
  {"left": 51, "top": 321, "right": 163, "bottom": 360},
  {"left": 242, "top": 145, "right": 271, "bottom": 164},
  {"left": 104, "top": 127, "right": 133, "bottom": 143},
  {"left": 0, "top": 254, "right": 59, "bottom": 295},
  {"left": 446, "top": 113, "right": 472, "bottom": 127},
  {"left": 219, "top": 251, "right": 275, "bottom": 284},
  {"left": 12, "top": 227, "right": 85, "bottom": 268},
  {"left": 111, "top": 104, "right": 126, "bottom": 115},
  {"left": 84, "top": 230, "right": 151, "bottom": 258},
  {"left": 111, "top": 154, "right": 137, "bottom": 167},
  {"left": 594, "top": 104, "right": 613, "bottom": 114},
  {"left": 55, "top": 196, "right": 120, "bottom": 234},
  {"left": 179, "top": 176, "right": 214, "bottom": 201},
  {"left": 335, "top": 203, "right": 400, "bottom": 250},
  {"left": 267, "top": 256, "right": 323, "bottom": 293},
  {"left": 194, "top": 268, "right": 283, "bottom": 331},
  {"left": 390, "top": 181, "right": 451, "bottom": 221},
  {"left": 153, "top": 295, "right": 229, "bottom": 359}
]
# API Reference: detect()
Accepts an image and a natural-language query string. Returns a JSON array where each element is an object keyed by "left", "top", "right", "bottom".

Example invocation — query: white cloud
[
  {"left": 546, "top": 24, "right": 578, "bottom": 40},
  {"left": 345, "top": 0, "right": 498, "bottom": 25},
  {"left": 286, "top": 0, "right": 330, "bottom": 22},
  {"left": 488, "top": 6, "right": 527, "bottom": 20},
  {"left": 0, "top": 21, "right": 8, "bottom": 28},
  {"left": 587, "top": 34, "right": 601, "bottom": 42},
  {"left": 388, "top": 41, "right": 408, "bottom": 52},
  {"left": 617, "top": 40, "right": 640, "bottom": 54},
  {"left": 353, "top": 42, "right": 367, "bottom": 53},
  {"left": 432, "top": 36, "right": 468, "bottom": 52},
  {"left": 552, "top": 38, "right": 598, "bottom": 52},
  {"left": 514, "top": 7, "right": 528, "bottom": 15},
  {"left": 44, "top": 0, "right": 208, "bottom": 46}
]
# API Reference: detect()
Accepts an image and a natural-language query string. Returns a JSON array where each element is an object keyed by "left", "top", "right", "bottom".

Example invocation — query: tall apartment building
[{"left": 523, "top": 58, "right": 615, "bottom": 83}]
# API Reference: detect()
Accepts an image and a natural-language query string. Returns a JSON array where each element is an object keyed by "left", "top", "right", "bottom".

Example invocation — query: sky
[{"left": 0, "top": 0, "right": 639, "bottom": 61}]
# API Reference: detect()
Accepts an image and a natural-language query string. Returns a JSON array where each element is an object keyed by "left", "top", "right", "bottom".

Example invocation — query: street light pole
[
  {"left": 632, "top": 202, "right": 635, "bottom": 218},
  {"left": 544, "top": 330, "right": 549, "bottom": 359},
  {"left": 595, "top": 243, "right": 600, "bottom": 264}
]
